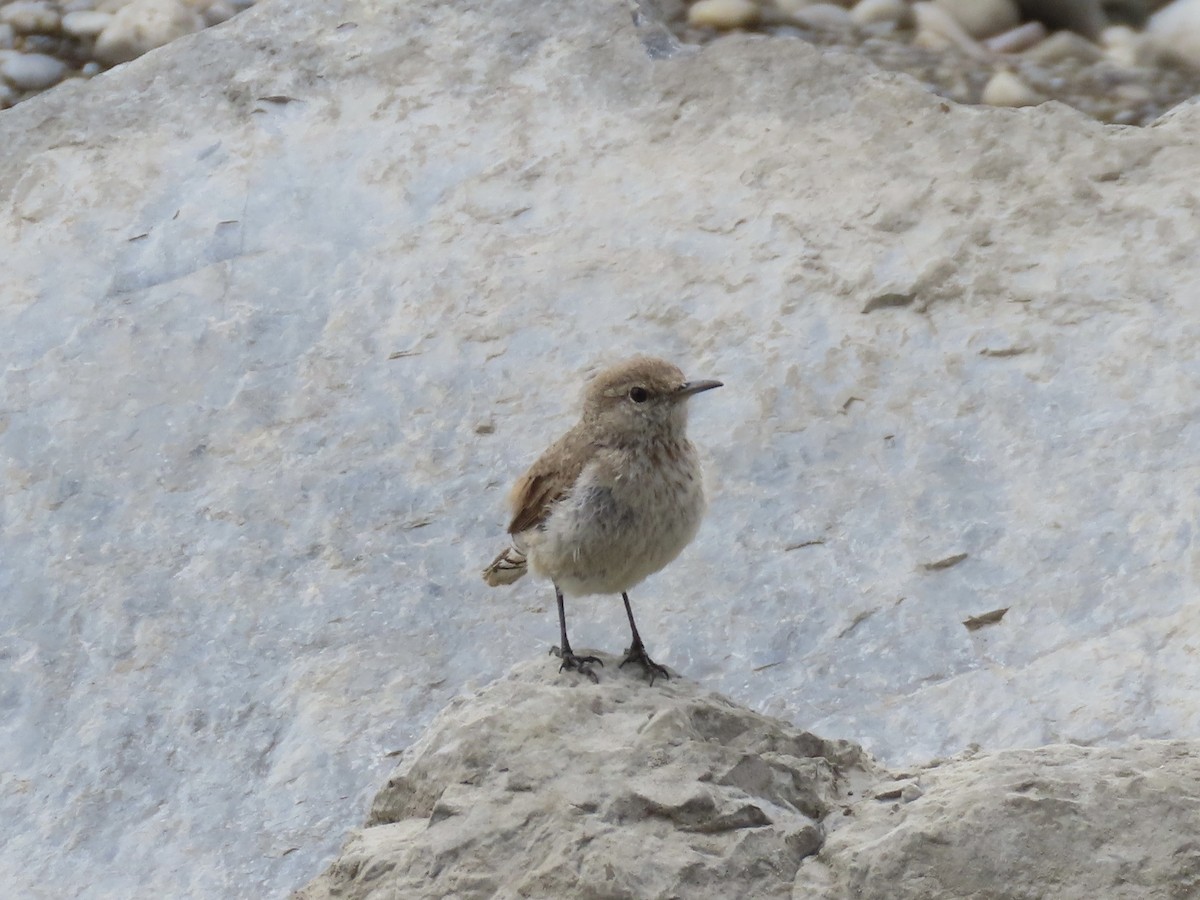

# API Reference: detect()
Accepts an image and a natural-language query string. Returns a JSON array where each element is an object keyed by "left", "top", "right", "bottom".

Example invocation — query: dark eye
[{"left": 629, "top": 386, "right": 649, "bottom": 403}]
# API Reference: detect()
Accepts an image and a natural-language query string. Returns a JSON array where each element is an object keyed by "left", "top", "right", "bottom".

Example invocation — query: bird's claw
[
  {"left": 620, "top": 643, "right": 669, "bottom": 685},
  {"left": 549, "top": 645, "right": 603, "bottom": 683}
]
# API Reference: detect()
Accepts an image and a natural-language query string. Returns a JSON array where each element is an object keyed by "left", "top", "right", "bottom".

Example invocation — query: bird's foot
[
  {"left": 549, "top": 645, "right": 603, "bottom": 683},
  {"left": 620, "top": 642, "right": 669, "bottom": 685}
]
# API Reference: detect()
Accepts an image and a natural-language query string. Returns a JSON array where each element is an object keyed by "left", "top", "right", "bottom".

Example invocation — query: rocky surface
[
  {"left": 297, "top": 657, "right": 879, "bottom": 900},
  {"left": 5, "top": 0, "right": 1200, "bottom": 896},
  {"left": 812, "top": 739, "right": 1200, "bottom": 898},
  {"left": 297, "top": 658, "right": 1200, "bottom": 899}
]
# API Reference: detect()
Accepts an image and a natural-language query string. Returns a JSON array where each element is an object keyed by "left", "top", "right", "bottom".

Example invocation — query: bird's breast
[{"left": 527, "top": 439, "right": 706, "bottom": 596}]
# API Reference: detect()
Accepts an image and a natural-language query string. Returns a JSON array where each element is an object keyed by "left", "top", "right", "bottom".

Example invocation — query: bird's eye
[{"left": 629, "top": 386, "right": 649, "bottom": 403}]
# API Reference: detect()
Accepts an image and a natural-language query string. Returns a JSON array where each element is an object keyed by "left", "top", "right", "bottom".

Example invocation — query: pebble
[
  {"left": 1022, "top": 29, "right": 1104, "bottom": 64},
  {"left": 0, "top": 1, "right": 60, "bottom": 34},
  {"left": 984, "top": 20, "right": 1046, "bottom": 54},
  {"left": 934, "top": 0, "right": 1020, "bottom": 39},
  {"left": 789, "top": 2, "right": 852, "bottom": 29},
  {"left": 912, "top": 2, "right": 992, "bottom": 61},
  {"left": 850, "top": 0, "right": 912, "bottom": 29},
  {"left": 688, "top": 0, "right": 761, "bottom": 29},
  {"left": 93, "top": 0, "right": 204, "bottom": 66},
  {"left": 1103, "top": 24, "right": 1147, "bottom": 68},
  {"left": 981, "top": 69, "right": 1045, "bottom": 107},
  {"left": 0, "top": 22, "right": 13, "bottom": 48},
  {"left": 0, "top": 49, "right": 64, "bottom": 88},
  {"left": 201, "top": 0, "right": 235, "bottom": 26},
  {"left": 1146, "top": 0, "right": 1200, "bottom": 70},
  {"left": 61, "top": 9, "right": 112, "bottom": 39}
]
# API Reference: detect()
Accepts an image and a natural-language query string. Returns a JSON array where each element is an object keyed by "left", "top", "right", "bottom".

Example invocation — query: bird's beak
[{"left": 676, "top": 379, "right": 723, "bottom": 398}]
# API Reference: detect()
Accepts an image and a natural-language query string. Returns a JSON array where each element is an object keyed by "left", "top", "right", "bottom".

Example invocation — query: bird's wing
[{"left": 506, "top": 429, "right": 592, "bottom": 535}]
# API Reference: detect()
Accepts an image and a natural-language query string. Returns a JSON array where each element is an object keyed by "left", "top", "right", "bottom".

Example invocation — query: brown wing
[{"left": 506, "top": 427, "right": 593, "bottom": 535}]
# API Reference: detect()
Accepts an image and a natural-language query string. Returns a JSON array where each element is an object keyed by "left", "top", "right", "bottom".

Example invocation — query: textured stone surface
[
  {"left": 3, "top": 0, "right": 1200, "bottom": 896},
  {"left": 810, "top": 740, "right": 1200, "bottom": 899},
  {"left": 297, "top": 657, "right": 877, "bottom": 900},
  {"left": 298, "top": 661, "right": 1200, "bottom": 900}
]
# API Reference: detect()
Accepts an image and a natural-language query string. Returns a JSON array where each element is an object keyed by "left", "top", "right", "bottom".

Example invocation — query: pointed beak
[{"left": 676, "top": 379, "right": 723, "bottom": 398}]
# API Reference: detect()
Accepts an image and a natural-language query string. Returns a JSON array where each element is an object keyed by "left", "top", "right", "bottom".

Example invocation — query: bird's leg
[
  {"left": 619, "top": 592, "right": 669, "bottom": 685},
  {"left": 548, "top": 585, "right": 602, "bottom": 683}
]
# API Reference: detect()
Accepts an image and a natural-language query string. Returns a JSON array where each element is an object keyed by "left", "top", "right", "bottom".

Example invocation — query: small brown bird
[{"left": 483, "top": 356, "right": 722, "bottom": 683}]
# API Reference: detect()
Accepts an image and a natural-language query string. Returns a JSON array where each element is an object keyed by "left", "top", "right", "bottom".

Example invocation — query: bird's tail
[{"left": 482, "top": 545, "right": 527, "bottom": 586}]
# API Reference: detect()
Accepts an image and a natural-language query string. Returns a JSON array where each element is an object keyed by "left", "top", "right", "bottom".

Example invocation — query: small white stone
[
  {"left": 912, "top": 2, "right": 991, "bottom": 60},
  {"left": 790, "top": 2, "right": 852, "bottom": 28},
  {"left": 0, "top": 51, "right": 66, "bottom": 90},
  {"left": 62, "top": 9, "right": 114, "bottom": 38},
  {"left": 0, "top": 23, "right": 14, "bottom": 49},
  {"left": 687, "top": 0, "right": 761, "bottom": 29},
  {"left": 1145, "top": 0, "right": 1200, "bottom": 70},
  {"left": 851, "top": 0, "right": 912, "bottom": 28},
  {"left": 93, "top": 0, "right": 204, "bottom": 65},
  {"left": 201, "top": 0, "right": 236, "bottom": 26},
  {"left": 1102, "top": 25, "right": 1151, "bottom": 68},
  {"left": 81, "top": 60, "right": 101, "bottom": 75},
  {"left": 934, "top": 0, "right": 1019, "bottom": 39},
  {"left": 1021, "top": 30, "right": 1103, "bottom": 64},
  {"left": 981, "top": 70, "right": 1044, "bottom": 108},
  {"left": 0, "top": 1, "right": 62, "bottom": 34},
  {"left": 984, "top": 21, "right": 1046, "bottom": 54}
]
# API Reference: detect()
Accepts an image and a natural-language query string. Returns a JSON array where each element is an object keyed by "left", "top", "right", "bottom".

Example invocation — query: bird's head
[{"left": 581, "top": 356, "right": 722, "bottom": 443}]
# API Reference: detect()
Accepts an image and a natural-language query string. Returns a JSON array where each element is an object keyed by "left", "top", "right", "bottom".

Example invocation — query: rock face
[
  {"left": 297, "top": 659, "right": 1200, "bottom": 899},
  {"left": 4, "top": 0, "right": 1200, "bottom": 896}
]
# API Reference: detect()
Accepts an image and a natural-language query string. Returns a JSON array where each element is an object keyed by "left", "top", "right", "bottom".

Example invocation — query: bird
[{"left": 482, "top": 356, "right": 722, "bottom": 684}]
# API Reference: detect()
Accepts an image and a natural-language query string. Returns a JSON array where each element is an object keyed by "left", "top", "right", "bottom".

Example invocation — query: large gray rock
[
  {"left": 2, "top": 0, "right": 1200, "bottom": 895},
  {"left": 297, "top": 659, "right": 1200, "bottom": 899}
]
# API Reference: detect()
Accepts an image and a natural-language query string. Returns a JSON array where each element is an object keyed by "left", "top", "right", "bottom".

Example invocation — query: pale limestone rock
[
  {"left": 934, "top": 0, "right": 1020, "bottom": 38},
  {"left": 93, "top": 0, "right": 204, "bottom": 65},
  {"left": 296, "top": 662, "right": 1200, "bottom": 899},
  {"left": 5, "top": 0, "right": 1200, "bottom": 896},
  {"left": 687, "top": 0, "right": 761, "bottom": 28},
  {"left": 809, "top": 742, "right": 1200, "bottom": 898},
  {"left": 297, "top": 657, "right": 877, "bottom": 899}
]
